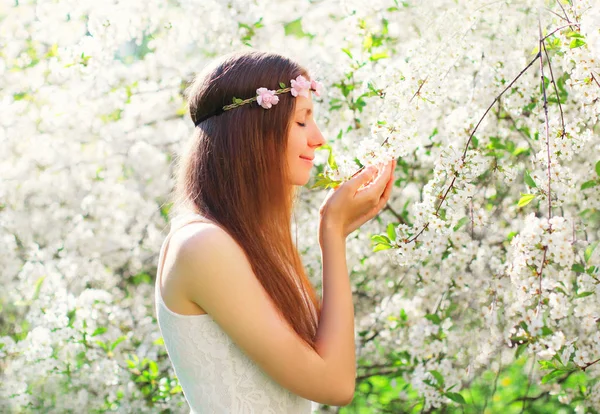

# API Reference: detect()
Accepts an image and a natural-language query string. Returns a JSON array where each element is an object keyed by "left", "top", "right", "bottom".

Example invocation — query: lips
[{"left": 299, "top": 155, "right": 314, "bottom": 161}]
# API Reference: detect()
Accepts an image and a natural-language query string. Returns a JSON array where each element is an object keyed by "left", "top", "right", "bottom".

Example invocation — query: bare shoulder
[{"left": 176, "top": 221, "right": 245, "bottom": 267}]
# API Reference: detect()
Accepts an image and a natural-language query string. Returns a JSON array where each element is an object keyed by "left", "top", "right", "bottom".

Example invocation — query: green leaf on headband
[
  {"left": 233, "top": 97, "right": 243, "bottom": 104},
  {"left": 279, "top": 82, "right": 286, "bottom": 89}
]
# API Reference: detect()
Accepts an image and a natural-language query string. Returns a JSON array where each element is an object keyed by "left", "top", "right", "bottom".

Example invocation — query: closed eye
[{"left": 296, "top": 122, "right": 306, "bottom": 127}]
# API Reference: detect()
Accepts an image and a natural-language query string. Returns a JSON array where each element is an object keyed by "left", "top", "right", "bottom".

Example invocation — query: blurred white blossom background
[{"left": 1, "top": 0, "right": 599, "bottom": 412}]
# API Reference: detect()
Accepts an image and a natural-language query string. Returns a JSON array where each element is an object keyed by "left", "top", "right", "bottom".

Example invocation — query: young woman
[{"left": 155, "top": 50, "right": 396, "bottom": 413}]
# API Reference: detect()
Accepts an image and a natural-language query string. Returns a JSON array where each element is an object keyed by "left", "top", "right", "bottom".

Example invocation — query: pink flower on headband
[
  {"left": 310, "top": 80, "right": 323, "bottom": 97},
  {"left": 290, "top": 75, "right": 311, "bottom": 98},
  {"left": 256, "top": 88, "right": 279, "bottom": 109}
]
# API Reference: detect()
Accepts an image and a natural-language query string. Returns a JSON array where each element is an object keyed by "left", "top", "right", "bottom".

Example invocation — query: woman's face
[{"left": 286, "top": 93, "right": 326, "bottom": 186}]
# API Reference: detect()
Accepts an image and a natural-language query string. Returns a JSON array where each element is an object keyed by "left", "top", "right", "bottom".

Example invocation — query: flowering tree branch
[{"left": 405, "top": 51, "right": 542, "bottom": 244}]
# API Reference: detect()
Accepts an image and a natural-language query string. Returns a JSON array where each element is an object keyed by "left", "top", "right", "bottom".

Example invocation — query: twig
[
  {"left": 580, "top": 357, "right": 600, "bottom": 372},
  {"left": 384, "top": 203, "right": 407, "bottom": 224},
  {"left": 470, "top": 197, "right": 474, "bottom": 239},
  {"left": 482, "top": 359, "right": 503, "bottom": 413},
  {"left": 535, "top": 17, "right": 553, "bottom": 316},
  {"left": 410, "top": 76, "right": 430, "bottom": 103},
  {"left": 541, "top": 22, "right": 580, "bottom": 42},
  {"left": 535, "top": 246, "right": 549, "bottom": 316},
  {"left": 555, "top": 0, "right": 571, "bottom": 24},
  {"left": 591, "top": 72, "right": 600, "bottom": 89},
  {"left": 519, "top": 355, "right": 537, "bottom": 414},
  {"left": 546, "top": 8, "right": 568, "bottom": 23},
  {"left": 541, "top": 40, "right": 566, "bottom": 138}
]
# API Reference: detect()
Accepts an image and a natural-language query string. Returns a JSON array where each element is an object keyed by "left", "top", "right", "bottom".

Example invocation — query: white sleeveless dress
[{"left": 154, "top": 213, "right": 315, "bottom": 413}]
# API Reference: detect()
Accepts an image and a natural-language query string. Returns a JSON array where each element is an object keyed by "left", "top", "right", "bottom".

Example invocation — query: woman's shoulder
[{"left": 169, "top": 214, "right": 241, "bottom": 266}]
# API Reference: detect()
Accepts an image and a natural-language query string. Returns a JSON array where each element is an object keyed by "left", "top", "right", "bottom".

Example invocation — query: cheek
[{"left": 288, "top": 131, "right": 305, "bottom": 157}]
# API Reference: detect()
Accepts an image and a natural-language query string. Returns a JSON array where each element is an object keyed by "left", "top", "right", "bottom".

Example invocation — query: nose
[{"left": 309, "top": 125, "right": 326, "bottom": 149}]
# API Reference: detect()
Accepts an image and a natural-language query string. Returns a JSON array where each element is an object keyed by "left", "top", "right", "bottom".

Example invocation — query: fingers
[
  {"left": 376, "top": 160, "right": 395, "bottom": 209},
  {"left": 363, "top": 159, "right": 395, "bottom": 195},
  {"left": 346, "top": 165, "right": 378, "bottom": 192}
]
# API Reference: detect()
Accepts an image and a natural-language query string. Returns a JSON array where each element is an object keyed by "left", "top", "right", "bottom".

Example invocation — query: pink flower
[
  {"left": 290, "top": 75, "right": 311, "bottom": 98},
  {"left": 256, "top": 88, "right": 279, "bottom": 109},
  {"left": 310, "top": 80, "right": 323, "bottom": 97}
]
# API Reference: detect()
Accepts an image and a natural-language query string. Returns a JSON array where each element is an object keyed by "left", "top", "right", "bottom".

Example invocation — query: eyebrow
[{"left": 297, "top": 108, "right": 312, "bottom": 115}]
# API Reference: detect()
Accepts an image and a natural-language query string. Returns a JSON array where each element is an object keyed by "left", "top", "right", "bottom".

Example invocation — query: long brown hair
[{"left": 172, "top": 50, "right": 321, "bottom": 351}]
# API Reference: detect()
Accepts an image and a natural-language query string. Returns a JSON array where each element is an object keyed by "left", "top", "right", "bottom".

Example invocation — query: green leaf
[
  {"left": 317, "top": 144, "right": 338, "bottom": 169},
  {"left": 311, "top": 174, "right": 341, "bottom": 190},
  {"left": 33, "top": 275, "right": 46, "bottom": 300},
  {"left": 428, "top": 370, "right": 445, "bottom": 387},
  {"left": 371, "top": 235, "right": 391, "bottom": 244},
  {"left": 284, "top": 18, "right": 306, "bottom": 38},
  {"left": 399, "top": 308, "right": 407, "bottom": 321},
  {"left": 575, "top": 291, "right": 594, "bottom": 299},
  {"left": 445, "top": 392, "right": 465, "bottom": 404},
  {"left": 518, "top": 194, "right": 536, "bottom": 207},
  {"left": 572, "top": 263, "right": 585, "bottom": 273},
  {"left": 92, "top": 327, "right": 107, "bottom": 337},
  {"left": 538, "top": 360, "right": 556, "bottom": 370},
  {"left": 453, "top": 217, "right": 468, "bottom": 232},
  {"left": 516, "top": 343, "right": 528, "bottom": 359},
  {"left": 148, "top": 360, "right": 159, "bottom": 377},
  {"left": 566, "top": 31, "right": 585, "bottom": 39},
  {"left": 327, "top": 152, "right": 337, "bottom": 169},
  {"left": 524, "top": 170, "right": 537, "bottom": 188},
  {"left": 131, "top": 272, "right": 151, "bottom": 285},
  {"left": 507, "top": 231, "right": 518, "bottom": 241},
  {"left": 541, "top": 326, "right": 553, "bottom": 336},
  {"left": 581, "top": 180, "right": 599, "bottom": 190},
  {"left": 554, "top": 286, "right": 567, "bottom": 295},
  {"left": 369, "top": 51, "right": 389, "bottom": 61},
  {"left": 585, "top": 242, "right": 598, "bottom": 263},
  {"left": 596, "top": 160, "right": 600, "bottom": 177},
  {"left": 488, "top": 136, "right": 505, "bottom": 150},
  {"left": 279, "top": 82, "right": 286, "bottom": 89},
  {"left": 386, "top": 223, "right": 396, "bottom": 241},
  {"left": 513, "top": 147, "right": 529, "bottom": 157},
  {"left": 110, "top": 336, "right": 127, "bottom": 351},
  {"left": 541, "top": 369, "right": 565, "bottom": 384},
  {"left": 569, "top": 38, "right": 586, "bottom": 49},
  {"left": 373, "top": 243, "right": 392, "bottom": 252},
  {"left": 425, "top": 314, "right": 441, "bottom": 325}
]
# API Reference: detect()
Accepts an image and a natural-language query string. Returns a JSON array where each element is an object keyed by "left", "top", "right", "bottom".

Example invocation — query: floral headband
[{"left": 194, "top": 75, "right": 324, "bottom": 126}]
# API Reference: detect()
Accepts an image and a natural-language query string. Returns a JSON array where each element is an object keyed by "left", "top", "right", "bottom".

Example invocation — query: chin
[{"left": 290, "top": 172, "right": 311, "bottom": 187}]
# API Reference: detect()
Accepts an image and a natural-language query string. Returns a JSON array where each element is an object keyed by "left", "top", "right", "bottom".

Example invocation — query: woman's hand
[{"left": 319, "top": 159, "right": 396, "bottom": 241}]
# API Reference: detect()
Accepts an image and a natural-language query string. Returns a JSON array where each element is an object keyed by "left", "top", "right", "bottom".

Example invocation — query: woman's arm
[{"left": 313, "top": 220, "right": 355, "bottom": 405}]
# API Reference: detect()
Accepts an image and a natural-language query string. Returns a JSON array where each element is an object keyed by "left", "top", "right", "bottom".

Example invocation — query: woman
[{"left": 155, "top": 50, "right": 396, "bottom": 413}]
